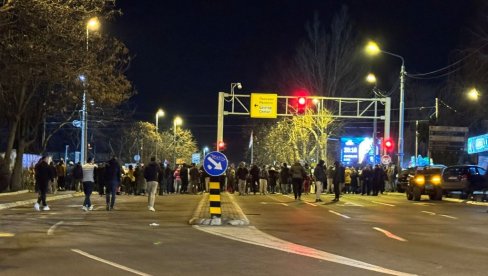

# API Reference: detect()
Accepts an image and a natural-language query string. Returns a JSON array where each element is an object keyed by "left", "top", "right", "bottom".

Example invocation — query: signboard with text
[{"left": 250, "top": 93, "right": 278, "bottom": 118}]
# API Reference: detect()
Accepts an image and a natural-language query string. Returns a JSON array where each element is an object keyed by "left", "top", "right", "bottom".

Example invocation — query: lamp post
[
  {"left": 217, "top": 82, "right": 242, "bottom": 151},
  {"left": 80, "top": 17, "right": 100, "bottom": 164},
  {"left": 366, "top": 73, "right": 379, "bottom": 163},
  {"left": 365, "top": 41, "right": 406, "bottom": 169},
  {"left": 173, "top": 116, "right": 183, "bottom": 166},
  {"left": 155, "top": 109, "right": 165, "bottom": 160}
]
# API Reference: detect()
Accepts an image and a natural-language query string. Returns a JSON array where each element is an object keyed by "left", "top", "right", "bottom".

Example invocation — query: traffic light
[
  {"left": 217, "top": 141, "right": 226, "bottom": 151},
  {"left": 383, "top": 138, "right": 394, "bottom": 152},
  {"left": 297, "top": 96, "right": 307, "bottom": 114}
]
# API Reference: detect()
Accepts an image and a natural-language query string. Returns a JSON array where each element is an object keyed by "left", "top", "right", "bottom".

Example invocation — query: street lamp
[
  {"left": 365, "top": 73, "right": 380, "bottom": 162},
  {"left": 365, "top": 41, "right": 406, "bottom": 169},
  {"left": 217, "top": 82, "right": 242, "bottom": 151},
  {"left": 155, "top": 109, "right": 165, "bottom": 160},
  {"left": 173, "top": 116, "right": 183, "bottom": 166},
  {"left": 80, "top": 17, "right": 100, "bottom": 165},
  {"left": 468, "top": 88, "right": 480, "bottom": 101}
]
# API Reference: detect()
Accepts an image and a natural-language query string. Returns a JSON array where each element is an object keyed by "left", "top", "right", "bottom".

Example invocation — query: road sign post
[{"left": 203, "top": 151, "right": 228, "bottom": 224}]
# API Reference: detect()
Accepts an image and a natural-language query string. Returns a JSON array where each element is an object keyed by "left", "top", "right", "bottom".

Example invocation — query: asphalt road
[{"left": 0, "top": 192, "right": 487, "bottom": 276}]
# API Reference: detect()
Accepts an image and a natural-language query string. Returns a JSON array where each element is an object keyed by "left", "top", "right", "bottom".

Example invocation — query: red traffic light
[
  {"left": 296, "top": 96, "right": 307, "bottom": 114},
  {"left": 383, "top": 138, "right": 394, "bottom": 151},
  {"left": 217, "top": 141, "right": 226, "bottom": 151}
]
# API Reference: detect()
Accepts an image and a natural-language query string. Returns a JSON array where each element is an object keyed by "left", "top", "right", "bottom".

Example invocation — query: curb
[
  {"left": 188, "top": 192, "right": 249, "bottom": 226},
  {"left": 0, "top": 192, "right": 84, "bottom": 210},
  {"left": 443, "top": 197, "right": 488, "bottom": 206}
]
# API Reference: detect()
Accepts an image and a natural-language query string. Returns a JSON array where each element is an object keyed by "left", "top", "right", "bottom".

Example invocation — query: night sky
[{"left": 108, "top": 0, "right": 481, "bottom": 161}]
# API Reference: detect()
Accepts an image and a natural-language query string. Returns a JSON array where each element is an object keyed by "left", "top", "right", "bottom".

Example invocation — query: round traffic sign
[
  {"left": 381, "top": 155, "right": 392, "bottom": 165},
  {"left": 134, "top": 154, "right": 141, "bottom": 162},
  {"left": 203, "top": 151, "right": 228, "bottom": 176}
]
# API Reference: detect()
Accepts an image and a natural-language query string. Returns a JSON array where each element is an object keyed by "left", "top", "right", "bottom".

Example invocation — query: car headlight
[
  {"left": 431, "top": 175, "right": 441, "bottom": 185},
  {"left": 414, "top": 175, "right": 425, "bottom": 185}
]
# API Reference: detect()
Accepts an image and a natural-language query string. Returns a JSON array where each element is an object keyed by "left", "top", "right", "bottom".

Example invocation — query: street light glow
[
  {"left": 156, "top": 108, "right": 165, "bottom": 117},
  {"left": 366, "top": 73, "right": 377, "bottom": 84},
  {"left": 468, "top": 88, "right": 480, "bottom": 101},
  {"left": 365, "top": 41, "right": 381, "bottom": 56},
  {"left": 174, "top": 116, "right": 183, "bottom": 126},
  {"left": 87, "top": 17, "right": 100, "bottom": 31}
]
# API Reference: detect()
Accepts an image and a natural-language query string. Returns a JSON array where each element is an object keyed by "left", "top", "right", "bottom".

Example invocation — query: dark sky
[{"left": 108, "top": 0, "right": 481, "bottom": 161}]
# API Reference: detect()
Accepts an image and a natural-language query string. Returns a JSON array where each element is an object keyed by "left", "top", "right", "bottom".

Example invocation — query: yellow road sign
[{"left": 250, "top": 93, "right": 277, "bottom": 118}]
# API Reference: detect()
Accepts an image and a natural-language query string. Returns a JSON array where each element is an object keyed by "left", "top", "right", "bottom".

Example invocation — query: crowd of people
[{"left": 32, "top": 154, "right": 399, "bottom": 212}]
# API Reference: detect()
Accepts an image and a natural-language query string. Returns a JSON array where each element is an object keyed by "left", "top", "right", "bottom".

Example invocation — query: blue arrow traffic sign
[{"left": 203, "top": 151, "right": 228, "bottom": 176}]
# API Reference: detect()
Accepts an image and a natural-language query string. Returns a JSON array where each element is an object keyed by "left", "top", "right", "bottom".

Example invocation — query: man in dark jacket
[
  {"left": 290, "top": 161, "right": 306, "bottom": 200},
  {"left": 34, "top": 156, "right": 54, "bottom": 211},
  {"left": 180, "top": 163, "right": 189, "bottom": 194},
  {"left": 144, "top": 157, "right": 162, "bottom": 211},
  {"left": 249, "top": 164, "right": 260, "bottom": 195},
  {"left": 236, "top": 162, "right": 249, "bottom": 195},
  {"left": 104, "top": 156, "right": 121, "bottom": 211},
  {"left": 280, "top": 163, "right": 290, "bottom": 194},
  {"left": 313, "top": 160, "right": 327, "bottom": 202},
  {"left": 332, "top": 161, "right": 345, "bottom": 202}
]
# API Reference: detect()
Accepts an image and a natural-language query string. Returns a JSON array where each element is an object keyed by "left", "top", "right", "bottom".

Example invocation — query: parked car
[
  {"left": 406, "top": 165, "right": 446, "bottom": 201},
  {"left": 442, "top": 165, "right": 487, "bottom": 199}
]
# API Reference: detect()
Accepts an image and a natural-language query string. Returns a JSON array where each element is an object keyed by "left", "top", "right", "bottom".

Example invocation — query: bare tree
[{"left": 286, "top": 7, "right": 368, "bottom": 109}]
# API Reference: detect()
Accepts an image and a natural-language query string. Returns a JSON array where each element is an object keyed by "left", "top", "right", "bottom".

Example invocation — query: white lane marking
[
  {"left": 421, "top": 211, "right": 436, "bottom": 215},
  {"left": 343, "top": 201, "right": 363, "bottom": 207},
  {"left": 194, "top": 226, "right": 416, "bottom": 276},
  {"left": 329, "top": 210, "right": 350, "bottom": 219},
  {"left": 304, "top": 201, "right": 318, "bottom": 207},
  {"left": 413, "top": 202, "right": 435, "bottom": 206},
  {"left": 47, "top": 221, "right": 64, "bottom": 236},
  {"left": 439, "top": 214, "right": 457, "bottom": 219},
  {"left": 373, "top": 227, "right": 408, "bottom": 242},
  {"left": 71, "top": 249, "right": 152, "bottom": 276},
  {"left": 372, "top": 201, "right": 395, "bottom": 207}
]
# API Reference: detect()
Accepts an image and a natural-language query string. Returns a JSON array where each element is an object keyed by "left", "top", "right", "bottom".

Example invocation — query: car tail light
[
  {"left": 414, "top": 175, "right": 425, "bottom": 185},
  {"left": 431, "top": 175, "right": 441, "bottom": 185}
]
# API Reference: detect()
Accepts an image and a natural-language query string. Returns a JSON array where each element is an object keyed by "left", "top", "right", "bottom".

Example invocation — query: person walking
[
  {"left": 180, "top": 163, "right": 189, "bottom": 194},
  {"left": 134, "top": 164, "right": 146, "bottom": 195},
  {"left": 290, "top": 161, "right": 306, "bottom": 201},
  {"left": 249, "top": 164, "right": 260, "bottom": 195},
  {"left": 268, "top": 167, "right": 278, "bottom": 194},
  {"left": 56, "top": 160, "right": 66, "bottom": 191},
  {"left": 236, "top": 162, "right": 249, "bottom": 195},
  {"left": 34, "top": 156, "right": 55, "bottom": 211},
  {"left": 72, "top": 162, "right": 83, "bottom": 192},
  {"left": 81, "top": 157, "right": 97, "bottom": 211},
  {"left": 326, "top": 165, "right": 335, "bottom": 194},
  {"left": 144, "top": 157, "right": 162, "bottom": 211},
  {"left": 313, "top": 160, "right": 326, "bottom": 202},
  {"left": 174, "top": 165, "right": 182, "bottom": 193},
  {"left": 104, "top": 156, "right": 121, "bottom": 211},
  {"left": 332, "top": 161, "right": 345, "bottom": 202},
  {"left": 280, "top": 163, "right": 290, "bottom": 194},
  {"left": 165, "top": 164, "right": 174, "bottom": 194},
  {"left": 48, "top": 161, "right": 58, "bottom": 194},
  {"left": 189, "top": 163, "right": 200, "bottom": 194},
  {"left": 258, "top": 165, "right": 269, "bottom": 195}
]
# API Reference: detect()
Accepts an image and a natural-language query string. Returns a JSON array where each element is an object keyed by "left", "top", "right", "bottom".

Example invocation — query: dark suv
[
  {"left": 442, "top": 165, "right": 487, "bottom": 198},
  {"left": 406, "top": 165, "right": 446, "bottom": 201}
]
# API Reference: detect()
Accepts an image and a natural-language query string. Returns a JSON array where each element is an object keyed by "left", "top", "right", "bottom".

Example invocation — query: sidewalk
[
  {"left": 0, "top": 190, "right": 83, "bottom": 210},
  {"left": 189, "top": 192, "right": 249, "bottom": 226}
]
